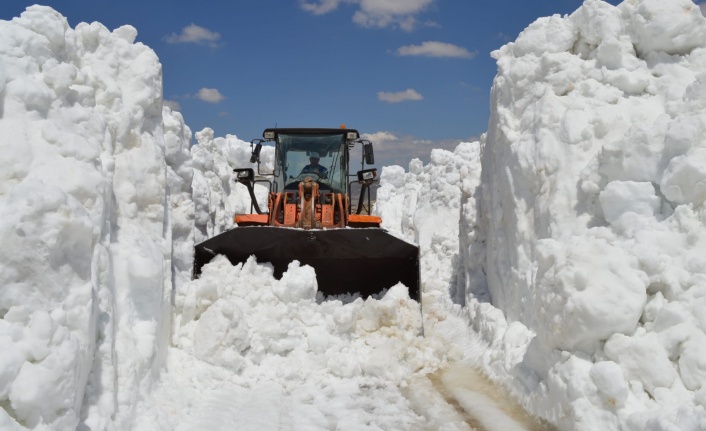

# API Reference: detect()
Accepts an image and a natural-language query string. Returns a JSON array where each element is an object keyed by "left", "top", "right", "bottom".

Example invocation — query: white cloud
[
  {"left": 163, "top": 100, "right": 181, "bottom": 111},
  {"left": 358, "top": 0, "right": 433, "bottom": 16},
  {"left": 299, "top": 0, "right": 346, "bottom": 15},
  {"left": 197, "top": 88, "right": 225, "bottom": 103},
  {"left": 301, "top": 0, "right": 434, "bottom": 31},
  {"left": 700, "top": 2, "right": 706, "bottom": 16},
  {"left": 361, "top": 131, "right": 398, "bottom": 144},
  {"left": 362, "top": 131, "right": 478, "bottom": 167},
  {"left": 377, "top": 89, "right": 423, "bottom": 103},
  {"left": 165, "top": 24, "right": 221, "bottom": 47},
  {"left": 396, "top": 41, "right": 476, "bottom": 59}
]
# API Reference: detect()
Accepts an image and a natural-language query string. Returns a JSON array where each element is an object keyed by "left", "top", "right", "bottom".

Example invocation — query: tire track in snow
[
  {"left": 427, "top": 365, "right": 555, "bottom": 431},
  {"left": 403, "top": 375, "right": 474, "bottom": 431}
]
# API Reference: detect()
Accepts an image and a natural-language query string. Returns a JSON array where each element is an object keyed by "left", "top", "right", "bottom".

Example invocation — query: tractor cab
[
  {"left": 239, "top": 128, "right": 380, "bottom": 223},
  {"left": 276, "top": 130, "right": 349, "bottom": 193}
]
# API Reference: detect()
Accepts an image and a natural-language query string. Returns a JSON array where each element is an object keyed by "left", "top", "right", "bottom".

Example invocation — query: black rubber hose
[
  {"left": 356, "top": 182, "right": 370, "bottom": 215},
  {"left": 245, "top": 181, "right": 264, "bottom": 214}
]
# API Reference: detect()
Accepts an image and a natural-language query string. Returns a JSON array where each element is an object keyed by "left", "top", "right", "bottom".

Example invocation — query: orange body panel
[
  {"left": 321, "top": 194, "right": 334, "bottom": 225},
  {"left": 348, "top": 214, "right": 382, "bottom": 227},
  {"left": 234, "top": 213, "right": 269, "bottom": 226},
  {"left": 264, "top": 177, "right": 350, "bottom": 229},
  {"left": 256, "top": 179, "right": 379, "bottom": 229}
]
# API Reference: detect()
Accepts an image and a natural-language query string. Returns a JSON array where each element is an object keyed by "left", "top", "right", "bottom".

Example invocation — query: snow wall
[
  {"left": 2, "top": 1, "right": 706, "bottom": 430},
  {"left": 0, "top": 6, "right": 194, "bottom": 429},
  {"left": 468, "top": 0, "right": 706, "bottom": 429}
]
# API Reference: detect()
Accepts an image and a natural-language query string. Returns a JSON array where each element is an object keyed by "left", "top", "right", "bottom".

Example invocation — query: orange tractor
[{"left": 193, "top": 128, "right": 420, "bottom": 301}]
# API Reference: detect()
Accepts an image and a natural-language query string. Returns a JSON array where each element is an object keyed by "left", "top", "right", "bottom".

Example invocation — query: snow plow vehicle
[{"left": 192, "top": 127, "right": 420, "bottom": 301}]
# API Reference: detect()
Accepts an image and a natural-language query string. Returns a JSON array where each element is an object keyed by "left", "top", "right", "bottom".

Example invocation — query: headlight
[
  {"left": 346, "top": 131, "right": 358, "bottom": 140},
  {"left": 263, "top": 130, "right": 275, "bottom": 140}
]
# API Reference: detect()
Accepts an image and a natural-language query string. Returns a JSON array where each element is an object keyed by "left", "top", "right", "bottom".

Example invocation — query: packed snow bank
[
  {"left": 0, "top": 6, "right": 193, "bottom": 429},
  {"left": 376, "top": 143, "right": 481, "bottom": 301},
  {"left": 451, "top": 0, "right": 706, "bottom": 429}
]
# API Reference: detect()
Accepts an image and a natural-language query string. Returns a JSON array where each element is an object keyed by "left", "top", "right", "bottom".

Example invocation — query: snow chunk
[
  {"left": 678, "top": 331, "right": 706, "bottom": 391},
  {"left": 604, "top": 332, "right": 676, "bottom": 393},
  {"left": 536, "top": 236, "right": 647, "bottom": 352},
  {"left": 599, "top": 181, "right": 660, "bottom": 223},
  {"left": 589, "top": 361, "right": 629, "bottom": 408},
  {"left": 629, "top": 0, "right": 706, "bottom": 57},
  {"left": 509, "top": 15, "right": 577, "bottom": 57},
  {"left": 660, "top": 148, "right": 706, "bottom": 207},
  {"left": 273, "top": 261, "right": 318, "bottom": 302},
  {"left": 193, "top": 299, "right": 250, "bottom": 369}
]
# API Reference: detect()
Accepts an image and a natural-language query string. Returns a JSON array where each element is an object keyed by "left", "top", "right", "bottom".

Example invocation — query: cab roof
[{"left": 262, "top": 128, "right": 359, "bottom": 140}]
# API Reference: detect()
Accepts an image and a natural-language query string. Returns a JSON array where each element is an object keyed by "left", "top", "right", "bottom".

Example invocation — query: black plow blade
[{"left": 193, "top": 227, "right": 420, "bottom": 301}]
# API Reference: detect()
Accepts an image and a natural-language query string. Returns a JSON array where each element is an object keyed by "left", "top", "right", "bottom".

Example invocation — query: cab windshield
[{"left": 276, "top": 133, "right": 347, "bottom": 193}]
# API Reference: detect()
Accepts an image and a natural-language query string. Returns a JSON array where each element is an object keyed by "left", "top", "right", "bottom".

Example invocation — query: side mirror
[
  {"left": 363, "top": 142, "right": 374, "bottom": 165},
  {"left": 357, "top": 168, "right": 377, "bottom": 184},
  {"left": 250, "top": 142, "right": 263, "bottom": 164},
  {"left": 233, "top": 168, "right": 254, "bottom": 184}
]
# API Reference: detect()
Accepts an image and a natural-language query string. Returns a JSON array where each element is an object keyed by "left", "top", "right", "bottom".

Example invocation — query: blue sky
[{"left": 1, "top": 0, "right": 642, "bottom": 167}]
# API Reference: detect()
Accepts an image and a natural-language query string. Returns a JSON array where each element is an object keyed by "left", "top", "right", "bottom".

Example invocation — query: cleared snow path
[{"left": 133, "top": 257, "right": 548, "bottom": 431}]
